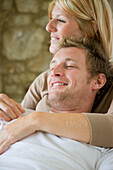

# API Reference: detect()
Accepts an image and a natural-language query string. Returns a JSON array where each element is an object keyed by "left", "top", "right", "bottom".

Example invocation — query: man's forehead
[
  {"left": 51, "top": 47, "right": 87, "bottom": 63},
  {"left": 50, "top": 57, "right": 78, "bottom": 65}
]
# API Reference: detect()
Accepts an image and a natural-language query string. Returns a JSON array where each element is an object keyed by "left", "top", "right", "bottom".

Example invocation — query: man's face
[{"left": 47, "top": 47, "right": 95, "bottom": 112}]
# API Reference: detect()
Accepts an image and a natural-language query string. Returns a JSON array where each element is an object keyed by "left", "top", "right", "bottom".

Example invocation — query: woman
[{"left": 0, "top": 0, "right": 113, "bottom": 151}]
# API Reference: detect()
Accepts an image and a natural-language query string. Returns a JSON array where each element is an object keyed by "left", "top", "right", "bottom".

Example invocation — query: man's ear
[{"left": 93, "top": 73, "right": 106, "bottom": 90}]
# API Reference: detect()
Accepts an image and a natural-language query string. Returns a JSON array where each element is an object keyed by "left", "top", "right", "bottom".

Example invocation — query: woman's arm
[
  {"left": 0, "top": 111, "right": 90, "bottom": 154},
  {"left": 0, "top": 107, "right": 113, "bottom": 154}
]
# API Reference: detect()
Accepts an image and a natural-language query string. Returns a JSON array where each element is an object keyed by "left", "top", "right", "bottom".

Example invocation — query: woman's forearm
[
  {"left": 0, "top": 111, "right": 90, "bottom": 154},
  {"left": 33, "top": 111, "right": 90, "bottom": 143}
]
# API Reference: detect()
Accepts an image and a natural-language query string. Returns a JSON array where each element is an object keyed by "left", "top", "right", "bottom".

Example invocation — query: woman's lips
[{"left": 51, "top": 36, "right": 60, "bottom": 42}]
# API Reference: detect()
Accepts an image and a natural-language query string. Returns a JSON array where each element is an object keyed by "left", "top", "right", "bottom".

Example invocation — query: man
[{"left": 0, "top": 37, "right": 113, "bottom": 169}]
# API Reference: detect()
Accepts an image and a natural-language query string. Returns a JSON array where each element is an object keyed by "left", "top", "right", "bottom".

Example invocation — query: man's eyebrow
[
  {"left": 50, "top": 58, "right": 78, "bottom": 65},
  {"left": 65, "top": 58, "right": 78, "bottom": 63}
]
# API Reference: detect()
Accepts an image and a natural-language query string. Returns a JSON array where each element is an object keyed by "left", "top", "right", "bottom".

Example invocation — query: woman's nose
[{"left": 46, "top": 19, "right": 57, "bottom": 33}]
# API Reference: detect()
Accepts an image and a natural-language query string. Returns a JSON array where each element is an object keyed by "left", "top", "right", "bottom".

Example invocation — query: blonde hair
[{"left": 48, "top": 0, "right": 113, "bottom": 59}]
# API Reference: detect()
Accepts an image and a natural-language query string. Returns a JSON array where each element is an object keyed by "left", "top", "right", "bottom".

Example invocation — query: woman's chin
[{"left": 49, "top": 44, "right": 58, "bottom": 54}]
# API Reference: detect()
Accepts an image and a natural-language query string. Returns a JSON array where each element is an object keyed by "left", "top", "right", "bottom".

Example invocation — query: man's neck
[{"left": 51, "top": 103, "right": 93, "bottom": 114}]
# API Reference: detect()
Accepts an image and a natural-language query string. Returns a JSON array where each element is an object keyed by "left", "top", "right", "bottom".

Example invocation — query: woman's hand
[
  {"left": 0, "top": 112, "right": 39, "bottom": 154},
  {"left": 0, "top": 93, "right": 25, "bottom": 121}
]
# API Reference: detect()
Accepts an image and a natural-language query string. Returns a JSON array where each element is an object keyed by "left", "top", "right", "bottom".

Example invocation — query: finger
[
  {"left": 0, "top": 101, "right": 17, "bottom": 120},
  {"left": 0, "top": 110, "right": 11, "bottom": 121},
  {"left": 10, "top": 99, "right": 25, "bottom": 115},
  {"left": 2, "top": 95, "right": 25, "bottom": 116},
  {"left": 0, "top": 94, "right": 24, "bottom": 118},
  {"left": 12, "top": 99, "right": 25, "bottom": 113},
  {"left": 6, "top": 99, "right": 23, "bottom": 118},
  {"left": 0, "top": 94, "right": 17, "bottom": 119}
]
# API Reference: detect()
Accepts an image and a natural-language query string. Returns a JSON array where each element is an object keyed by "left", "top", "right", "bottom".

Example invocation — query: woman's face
[{"left": 46, "top": 4, "right": 84, "bottom": 54}]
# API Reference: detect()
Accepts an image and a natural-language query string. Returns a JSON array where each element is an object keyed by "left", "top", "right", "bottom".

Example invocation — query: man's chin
[
  {"left": 48, "top": 92, "right": 66, "bottom": 104},
  {"left": 48, "top": 90, "right": 65, "bottom": 98}
]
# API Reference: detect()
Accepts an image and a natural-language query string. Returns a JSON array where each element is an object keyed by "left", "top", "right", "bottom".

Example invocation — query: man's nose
[
  {"left": 51, "top": 66, "right": 64, "bottom": 77},
  {"left": 46, "top": 19, "right": 57, "bottom": 32}
]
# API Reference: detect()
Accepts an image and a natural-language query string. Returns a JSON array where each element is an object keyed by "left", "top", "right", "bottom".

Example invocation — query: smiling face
[
  {"left": 46, "top": 4, "right": 84, "bottom": 54},
  {"left": 47, "top": 47, "right": 97, "bottom": 113}
]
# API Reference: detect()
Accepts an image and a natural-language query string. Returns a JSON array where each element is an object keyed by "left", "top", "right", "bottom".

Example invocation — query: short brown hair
[{"left": 59, "top": 37, "right": 112, "bottom": 81}]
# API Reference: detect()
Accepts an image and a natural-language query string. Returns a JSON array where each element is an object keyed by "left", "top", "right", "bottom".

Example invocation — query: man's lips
[{"left": 51, "top": 82, "right": 68, "bottom": 87}]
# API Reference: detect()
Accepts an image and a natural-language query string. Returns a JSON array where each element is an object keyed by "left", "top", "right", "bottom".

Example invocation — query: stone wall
[
  {"left": 0, "top": 0, "right": 52, "bottom": 102},
  {"left": 0, "top": 0, "right": 113, "bottom": 103}
]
